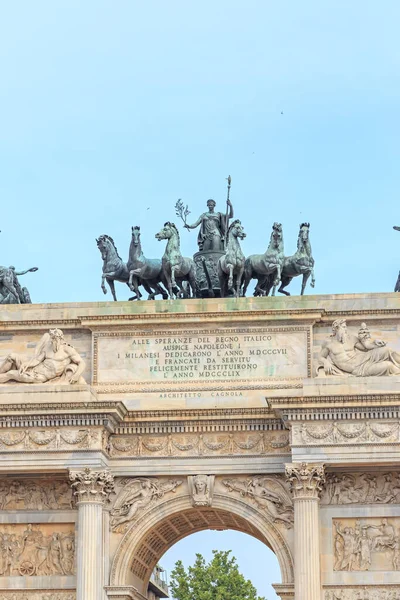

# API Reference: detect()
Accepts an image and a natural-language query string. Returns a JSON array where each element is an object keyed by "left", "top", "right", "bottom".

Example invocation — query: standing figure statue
[
  {"left": 184, "top": 196, "right": 233, "bottom": 252},
  {"left": 263, "top": 222, "right": 315, "bottom": 296},
  {"left": 155, "top": 222, "right": 197, "bottom": 298},
  {"left": 0, "top": 266, "right": 38, "bottom": 304},
  {"left": 241, "top": 223, "right": 285, "bottom": 297},
  {"left": 217, "top": 219, "right": 246, "bottom": 297}
]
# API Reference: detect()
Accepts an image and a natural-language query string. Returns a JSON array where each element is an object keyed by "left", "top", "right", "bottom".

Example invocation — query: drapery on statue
[
  {"left": 317, "top": 319, "right": 400, "bottom": 377},
  {"left": 0, "top": 329, "right": 86, "bottom": 384},
  {"left": 184, "top": 195, "right": 233, "bottom": 252}
]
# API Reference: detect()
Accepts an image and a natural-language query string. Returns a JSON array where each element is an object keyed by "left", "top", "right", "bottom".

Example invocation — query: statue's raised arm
[{"left": 184, "top": 198, "right": 233, "bottom": 252}]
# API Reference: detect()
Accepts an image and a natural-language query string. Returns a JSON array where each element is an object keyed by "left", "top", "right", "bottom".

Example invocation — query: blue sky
[{"left": 1, "top": 1, "right": 400, "bottom": 596}]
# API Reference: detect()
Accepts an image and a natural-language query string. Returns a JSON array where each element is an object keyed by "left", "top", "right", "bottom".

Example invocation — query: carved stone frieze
[
  {"left": 292, "top": 420, "right": 399, "bottom": 446},
  {"left": 285, "top": 462, "right": 325, "bottom": 499},
  {"left": 221, "top": 476, "right": 293, "bottom": 527},
  {"left": 69, "top": 468, "right": 114, "bottom": 505},
  {"left": 322, "top": 472, "right": 400, "bottom": 505},
  {"left": 0, "top": 428, "right": 101, "bottom": 452},
  {"left": 0, "top": 478, "right": 73, "bottom": 510},
  {"left": 188, "top": 475, "right": 214, "bottom": 506},
  {"left": 333, "top": 518, "right": 400, "bottom": 572},
  {"left": 0, "top": 594, "right": 75, "bottom": 600},
  {"left": 324, "top": 589, "right": 400, "bottom": 600},
  {"left": 0, "top": 523, "right": 75, "bottom": 576},
  {"left": 110, "top": 478, "right": 183, "bottom": 533},
  {"left": 108, "top": 430, "right": 290, "bottom": 457}
]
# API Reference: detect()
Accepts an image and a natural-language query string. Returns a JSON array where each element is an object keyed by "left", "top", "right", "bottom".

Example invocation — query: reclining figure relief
[
  {"left": 317, "top": 319, "right": 400, "bottom": 377},
  {"left": 0, "top": 328, "right": 86, "bottom": 384}
]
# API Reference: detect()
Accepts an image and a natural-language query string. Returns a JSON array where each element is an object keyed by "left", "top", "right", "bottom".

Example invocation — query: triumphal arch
[{"left": 0, "top": 293, "right": 399, "bottom": 600}]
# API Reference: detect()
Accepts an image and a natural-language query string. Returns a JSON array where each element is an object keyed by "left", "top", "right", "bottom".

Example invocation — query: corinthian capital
[
  {"left": 69, "top": 468, "right": 114, "bottom": 504},
  {"left": 285, "top": 462, "right": 325, "bottom": 500}
]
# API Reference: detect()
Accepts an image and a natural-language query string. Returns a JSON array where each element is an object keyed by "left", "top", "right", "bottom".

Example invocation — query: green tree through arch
[{"left": 170, "top": 549, "right": 266, "bottom": 600}]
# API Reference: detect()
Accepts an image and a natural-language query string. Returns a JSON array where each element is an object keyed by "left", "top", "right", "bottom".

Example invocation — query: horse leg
[
  {"left": 170, "top": 266, "right": 180, "bottom": 294},
  {"left": 278, "top": 276, "right": 292, "bottom": 296},
  {"left": 101, "top": 274, "right": 107, "bottom": 295},
  {"left": 164, "top": 274, "right": 174, "bottom": 299},
  {"left": 310, "top": 267, "right": 315, "bottom": 288},
  {"left": 107, "top": 278, "right": 117, "bottom": 301},
  {"left": 300, "top": 272, "right": 311, "bottom": 295},
  {"left": 255, "top": 277, "right": 267, "bottom": 297},
  {"left": 241, "top": 267, "right": 252, "bottom": 297},
  {"left": 236, "top": 267, "right": 244, "bottom": 298},
  {"left": 227, "top": 264, "right": 234, "bottom": 291}
]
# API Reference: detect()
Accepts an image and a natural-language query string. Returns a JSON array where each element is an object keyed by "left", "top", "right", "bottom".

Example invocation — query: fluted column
[
  {"left": 70, "top": 468, "right": 115, "bottom": 600},
  {"left": 285, "top": 462, "right": 325, "bottom": 600}
]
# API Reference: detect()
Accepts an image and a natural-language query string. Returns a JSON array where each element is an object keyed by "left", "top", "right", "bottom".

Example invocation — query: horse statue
[
  {"left": 218, "top": 219, "right": 246, "bottom": 297},
  {"left": 267, "top": 222, "right": 315, "bottom": 296},
  {"left": 155, "top": 222, "right": 197, "bottom": 299},
  {"left": 127, "top": 226, "right": 168, "bottom": 300},
  {"left": 241, "top": 222, "right": 285, "bottom": 297},
  {"left": 97, "top": 234, "right": 151, "bottom": 301}
]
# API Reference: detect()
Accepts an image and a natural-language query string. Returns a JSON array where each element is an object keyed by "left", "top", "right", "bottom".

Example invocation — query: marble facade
[{"left": 0, "top": 293, "right": 400, "bottom": 599}]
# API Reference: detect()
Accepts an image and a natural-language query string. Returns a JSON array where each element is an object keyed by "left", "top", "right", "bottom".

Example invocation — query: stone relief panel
[
  {"left": 0, "top": 479, "right": 73, "bottom": 510},
  {"left": 0, "top": 329, "right": 86, "bottom": 385},
  {"left": 107, "top": 430, "right": 290, "bottom": 457},
  {"left": 333, "top": 518, "right": 400, "bottom": 572},
  {"left": 324, "top": 588, "right": 400, "bottom": 600},
  {"left": 110, "top": 478, "right": 183, "bottom": 533},
  {"left": 221, "top": 476, "right": 293, "bottom": 527},
  {"left": 188, "top": 475, "right": 214, "bottom": 507},
  {"left": 0, "top": 428, "right": 101, "bottom": 452},
  {"left": 315, "top": 320, "right": 400, "bottom": 377},
  {"left": 292, "top": 421, "right": 399, "bottom": 446},
  {"left": 0, "top": 594, "right": 75, "bottom": 600},
  {"left": 322, "top": 473, "right": 400, "bottom": 505},
  {"left": 0, "top": 523, "right": 74, "bottom": 576}
]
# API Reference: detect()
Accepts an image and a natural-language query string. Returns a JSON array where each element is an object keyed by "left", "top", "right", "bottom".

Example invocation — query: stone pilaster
[
  {"left": 285, "top": 462, "right": 325, "bottom": 600},
  {"left": 70, "top": 468, "right": 115, "bottom": 600}
]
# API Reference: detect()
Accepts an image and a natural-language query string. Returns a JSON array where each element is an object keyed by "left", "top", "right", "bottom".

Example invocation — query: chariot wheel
[{"left": 19, "top": 560, "right": 35, "bottom": 576}]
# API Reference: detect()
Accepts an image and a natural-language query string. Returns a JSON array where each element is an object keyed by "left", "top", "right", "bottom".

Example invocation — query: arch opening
[{"left": 110, "top": 494, "right": 294, "bottom": 596}]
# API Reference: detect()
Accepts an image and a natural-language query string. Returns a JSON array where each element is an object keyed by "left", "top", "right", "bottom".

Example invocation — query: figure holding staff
[{"left": 176, "top": 177, "right": 234, "bottom": 252}]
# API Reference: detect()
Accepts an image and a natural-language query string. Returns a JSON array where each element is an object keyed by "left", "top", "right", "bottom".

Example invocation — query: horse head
[
  {"left": 96, "top": 235, "right": 121, "bottom": 261},
  {"left": 227, "top": 219, "right": 246, "bottom": 242},
  {"left": 155, "top": 222, "right": 180, "bottom": 243},
  {"left": 270, "top": 222, "right": 283, "bottom": 249},
  {"left": 131, "top": 226, "right": 141, "bottom": 247},
  {"left": 297, "top": 222, "right": 311, "bottom": 253}
]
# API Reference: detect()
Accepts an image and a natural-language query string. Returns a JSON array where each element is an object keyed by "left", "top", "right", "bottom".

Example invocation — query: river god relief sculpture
[
  {"left": 317, "top": 320, "right": 400, "bottom": 376},
  {"left": 0, "top": 329, "right": 86, "bottom": 384}
]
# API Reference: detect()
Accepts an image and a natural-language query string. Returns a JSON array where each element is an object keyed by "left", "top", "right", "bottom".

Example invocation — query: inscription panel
[{"left": 95, "top": 327, "right": 309, "bottom": 384}]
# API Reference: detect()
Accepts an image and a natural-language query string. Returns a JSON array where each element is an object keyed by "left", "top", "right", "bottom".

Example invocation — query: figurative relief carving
[
  {"left": 0, "top": 329, "right": 86, "bottom": 385},
  {"left": 317, "top": 320, "right": 400, "bottom": 377},
  {"left": 110, "top": 478, "right": 183, "bottom": 533},
  {"left": 222, "top": 476, "right": 293, "bottom": 527},
  {"left": 108, "top": 431, "right": 290, "bottom": 457},
  {"left": 333, "top": 518, "right": 400, "bottom": 572},
  {"left": 0, "top": 479, "right": 73, "bottom": 510},
  {"left": 322, "top": 472, "right": 400, "bottom": 505},
  {"left": 0, "top": 524, "right": 74, "bottom": 576},
  {"left": 294, "top": 421, "right": 399, "bottom": 446},
  {"left": 324, "top": 589, "right": 400, "bottom": 600},
  {"left": 188, "top": 475, "right": 214, "bottom": 506}
]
